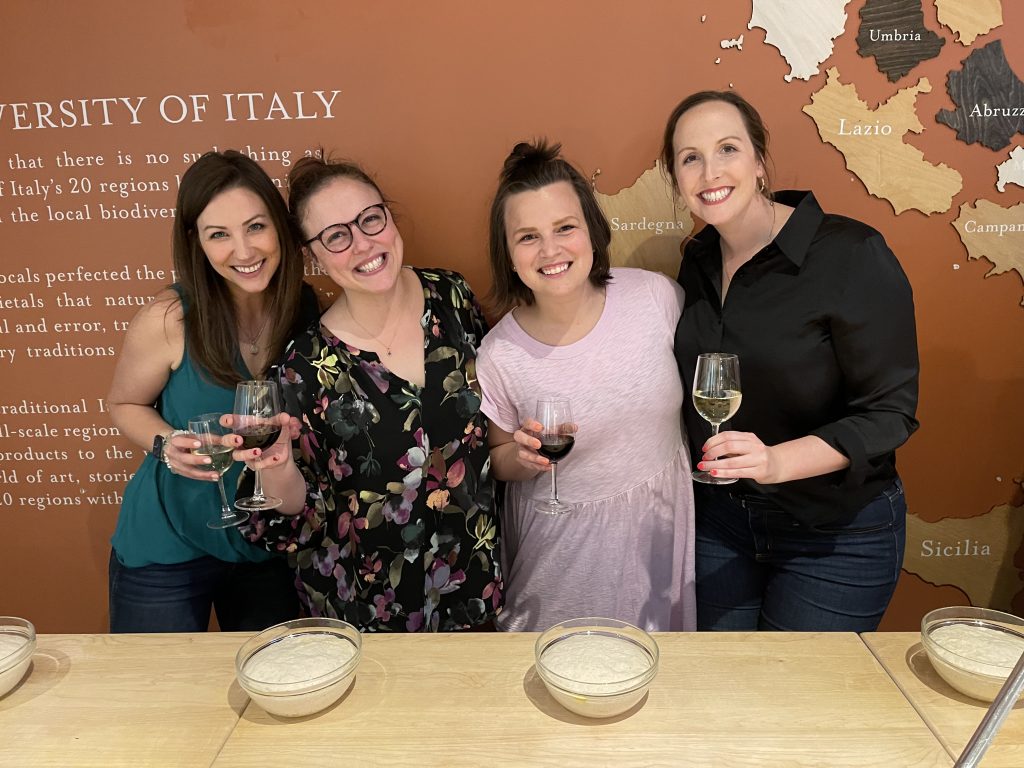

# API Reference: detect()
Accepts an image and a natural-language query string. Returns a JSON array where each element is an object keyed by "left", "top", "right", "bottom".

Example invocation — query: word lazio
[{"left": 0, "top": 90, "right": 341, "bottom": 130}]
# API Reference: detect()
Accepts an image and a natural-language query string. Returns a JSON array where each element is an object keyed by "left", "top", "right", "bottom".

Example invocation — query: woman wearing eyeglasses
[{"left": 239, "top": 155, "right": 502, "bottom": 632}]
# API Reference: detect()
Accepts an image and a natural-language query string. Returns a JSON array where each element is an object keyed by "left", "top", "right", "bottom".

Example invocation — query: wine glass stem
[
  {"left": 550, "top": 462, "right": 560, "bottom": 503},
  {"left": 215, "top": 477, "right": 232, "bottom": 517},
  {"left": 252, "top": 468, "right": 267, "bottom": 503},
  {"left": 710, "top": 422, "right": 721, "bottom": 437}
]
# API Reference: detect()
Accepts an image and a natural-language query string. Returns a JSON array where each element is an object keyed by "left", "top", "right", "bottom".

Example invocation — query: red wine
[
  {"left": 538, "top": 434, "right": 574, "bottom": 461},
  {"left": 235, "top": 425, "right": 281, "bottom": 451}
]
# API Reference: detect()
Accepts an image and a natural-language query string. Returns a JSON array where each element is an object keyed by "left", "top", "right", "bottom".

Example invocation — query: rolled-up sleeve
[{"left": 810, "top": 233, "right": 919, "bottom": 487}]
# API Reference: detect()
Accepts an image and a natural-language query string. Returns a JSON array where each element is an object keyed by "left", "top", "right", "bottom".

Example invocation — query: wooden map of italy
[
  {"left": 748, "top": 0, "right": 851, "bottom": 82},
  {"left": 934, "top": 0, "right": 1002, "bottom": 46},
  {"left": 803, "top": 68, "right": 963, "bottom": 214},
  {"left": 856, "top": 0, "right": 944, "bottom": 82},
  {"left": 594, "top": 161, "right": 693, "bottom": 279},
  {"left": 935, "top": 40, "right": 1024, "bottom": 152},
  {"left": 952, "top": 200, "right": 1024, "bottom": 304}
]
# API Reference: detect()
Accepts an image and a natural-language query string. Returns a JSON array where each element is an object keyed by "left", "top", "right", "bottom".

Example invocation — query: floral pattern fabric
[{"left": 246, "top": 269, "right": 502, "bottom": 631}]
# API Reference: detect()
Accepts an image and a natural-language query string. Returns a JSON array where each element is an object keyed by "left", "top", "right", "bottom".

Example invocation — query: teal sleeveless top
[{"left": 111, "top": 284, "right": 317, "bottom": 567}]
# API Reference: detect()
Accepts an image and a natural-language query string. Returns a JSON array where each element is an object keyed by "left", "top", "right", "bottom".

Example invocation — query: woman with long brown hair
[{"left": 107, "top": 150, "right": 317, "bottom": 632}]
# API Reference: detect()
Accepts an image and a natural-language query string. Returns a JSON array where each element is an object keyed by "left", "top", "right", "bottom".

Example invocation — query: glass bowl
[
  {"left": 921, "top": 606, "right": 1024, "bottom": 702},
  {"left": 0, "top": 617, "right": 36, "bottom": 699},
  {"left": 534, "top": 617, "right": 659, "bottom": 718},
  {"left": 236, "top": 617, "right": 361, "bottom": 718}
]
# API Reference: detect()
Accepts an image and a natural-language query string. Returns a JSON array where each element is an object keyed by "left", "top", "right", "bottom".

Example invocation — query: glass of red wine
[
  {"left": 233, "top": 379, "right": 284, "bottom": 512},
  {"left": 534, "top": 398, "right": 576, "bottom": 515}
]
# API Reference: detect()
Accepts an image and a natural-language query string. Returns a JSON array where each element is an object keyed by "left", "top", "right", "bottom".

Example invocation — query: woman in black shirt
[{"left": 661, "top": 90, "right": 919, "bottom": 631}]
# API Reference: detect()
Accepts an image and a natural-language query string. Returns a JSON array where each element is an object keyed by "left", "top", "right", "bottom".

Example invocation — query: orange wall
[{"left": 0, "top": 0, "right": 1021, "bottom": 631}]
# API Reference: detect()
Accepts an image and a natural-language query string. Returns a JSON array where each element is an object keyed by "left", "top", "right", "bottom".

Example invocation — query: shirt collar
[
  {"left": 772, "top": 190, "right": 823, "bottom": 267},
  {"left": 687, "top": 190, "right": 824, "bottom": 269}
]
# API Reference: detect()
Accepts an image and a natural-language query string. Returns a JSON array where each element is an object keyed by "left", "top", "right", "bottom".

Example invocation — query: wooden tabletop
[
  {"left": 0, "top": 633, "right": 246, "bottom": 768},
  {"left": 862, "top": 632, "right": 1024, "bottom": 767},
  {"left": 215, "top": 632, "right": 951, "bottom": 767}
]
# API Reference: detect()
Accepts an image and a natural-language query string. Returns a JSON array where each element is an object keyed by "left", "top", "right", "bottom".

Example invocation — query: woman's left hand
[{"left": 698, "top": 431, "right": 780, "bottom": 484}]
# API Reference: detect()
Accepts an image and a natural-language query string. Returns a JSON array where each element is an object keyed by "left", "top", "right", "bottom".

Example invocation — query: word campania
[{"left": 0, "top": 91, "right": 341, "bottom": 129}]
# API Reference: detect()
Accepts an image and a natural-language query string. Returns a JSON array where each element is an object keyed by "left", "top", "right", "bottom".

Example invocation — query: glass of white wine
[
  {"left": 187, "top": 413, "right": 248, "bottom": 529},
  {"left": 691, "top": 353, "right": 741, "bottom": 485}
]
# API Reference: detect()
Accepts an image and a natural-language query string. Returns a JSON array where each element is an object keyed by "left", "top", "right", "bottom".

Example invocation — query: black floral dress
[{"left": 246, "top": 269, "right": 502, "bottom": 631}]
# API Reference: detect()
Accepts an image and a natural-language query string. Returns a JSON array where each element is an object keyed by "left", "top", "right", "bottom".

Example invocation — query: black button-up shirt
[{"left": 674, "top": 191, "right": 919, "bottom": 526}]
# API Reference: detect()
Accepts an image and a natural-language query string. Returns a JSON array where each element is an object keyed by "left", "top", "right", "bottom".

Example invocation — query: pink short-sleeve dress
[{"left": 476, "top": 268, "right": 696, "bottom": 631}]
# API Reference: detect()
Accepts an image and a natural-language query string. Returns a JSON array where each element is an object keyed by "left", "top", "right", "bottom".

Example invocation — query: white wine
[
  {"left": 194, "top": 445, "right": 234, "bottom": 475},
  {"left": 693, "top": 389, "right": 742, "bottom": 424}
]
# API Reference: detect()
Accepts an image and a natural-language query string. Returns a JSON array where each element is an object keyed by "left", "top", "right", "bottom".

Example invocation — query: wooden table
[
  {"left": 214, "top": 632, "right": 951, "bottom": 767},
  {"left": 863, "top": 632, "right": 1024, "bottom": 767},
  {"left": 0, "top": 633, "right": 246, "bottom": 768}
]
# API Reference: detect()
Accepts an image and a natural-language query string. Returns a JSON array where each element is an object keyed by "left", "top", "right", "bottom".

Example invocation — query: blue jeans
[
  {"left": 695, "top": 480, "right": 906, "bottom": 632},
  {"left": 109, "top": 550, "right": 300, "bottom": 633}
]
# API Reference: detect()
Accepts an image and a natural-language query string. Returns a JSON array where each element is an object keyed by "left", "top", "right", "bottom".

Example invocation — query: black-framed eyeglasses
[{"left": 304, "top": 203, "right": 389, "bottom": 253}]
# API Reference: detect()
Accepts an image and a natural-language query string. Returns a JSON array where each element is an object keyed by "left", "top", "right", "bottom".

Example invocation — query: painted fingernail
[
  {"left": 710, "top": 470, "right": 718, "bottom": 476},
  {"left": 697, "top": 462, "right": 705, "bottom": 470}
]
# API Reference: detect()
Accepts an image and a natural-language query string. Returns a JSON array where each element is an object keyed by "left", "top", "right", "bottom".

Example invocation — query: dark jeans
[
  {"left": 109, "top": 550, "right": 300, "bottom": 633},
  {"left": 695, "top": 480, "right": 906, "bottom": 632}
]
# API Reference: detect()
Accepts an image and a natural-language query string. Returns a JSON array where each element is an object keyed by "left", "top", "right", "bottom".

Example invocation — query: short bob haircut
[
  {"left": 660, "top": 90, "right": 774, "bottom": 199},
  {"left": 488, "top": 140, "right": 612, "bottom": 315},
  {"left": 286, "top": 152, "right": 387, "bottom": 240},
  {"left": 172, "top": 149, "right": 304, "bottom": 386}
]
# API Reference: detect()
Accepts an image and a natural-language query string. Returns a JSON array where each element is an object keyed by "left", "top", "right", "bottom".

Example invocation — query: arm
[
  {"left": 701, "top": 232, "right": 918, "bottom": 485},
  {"left": 487, "top": 419, "right": 549, "bottom": 482},
  {"left": 106, "top": 291, "right": 215, "bottom": 482}
]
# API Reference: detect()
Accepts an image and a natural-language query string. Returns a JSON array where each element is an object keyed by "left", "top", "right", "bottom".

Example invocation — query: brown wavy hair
[
  {"left": 487, "top": 140, "right": 612, "bottom": 315},
  {"left": 171, "top": 150, "right": 304, "bottom": 386},
  {"left": 286, "top": 152, "right": 386, "bottom": 239},
  {"left": 661, "top": 90, "right": 774, "bottom": 199}
]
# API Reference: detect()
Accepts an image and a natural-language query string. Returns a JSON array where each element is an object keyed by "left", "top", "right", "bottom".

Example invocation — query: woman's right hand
[
  {"left": 162, "top": 431, "right": 223, "bottom": 482},
  {"left": 221, "top": 412, "right": 297, "bottom": 472},
  {"left": 513, "top": 418, "right": 552, "bottom": 473}
]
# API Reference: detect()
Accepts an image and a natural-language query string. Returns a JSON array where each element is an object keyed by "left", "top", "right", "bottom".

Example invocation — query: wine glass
[
  {"left": 233, "top": 380, "right": 284, "bottom": 512},
  {"left": 691, "top": 353, "right": 742, "bottom": 485},
  {"left": 187, "top": 413, "right": 248, "bottom": 529},
  {"left": 533, "top": 398, "right": 576, "bottom": 515}
]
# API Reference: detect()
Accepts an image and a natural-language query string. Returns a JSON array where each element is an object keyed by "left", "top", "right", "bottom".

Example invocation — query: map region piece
[
  {"left": 748, "top": 0, "right": 851, "bottom": 82},
  {"left": 803, "top": 68, "right": 963, "bottom": 215},
  {"left": 594, "top": 160, "right": 693, "bottom": 279},
  {"left": 905, "top": 497, "right": 1024, "bottom": 613},
  {"left": 856, "top": 0, "right": 944, "bottom": 83},
  {"left": 952, "top": 199, "right": 1024, "bottom": 304},
  {"left": 934, "top": 0, "right": 1003, "bottom": 46},
  {"left": 935, "top": 40, "right": 1024, "bottom": 151},
  {"left": 995, "top": 146, "right": 1024, "bottom": 192}
]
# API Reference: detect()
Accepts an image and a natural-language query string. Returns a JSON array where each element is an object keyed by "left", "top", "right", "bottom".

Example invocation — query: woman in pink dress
[{"left": 476, "top": 141, "right": 696, "bottom": 632}]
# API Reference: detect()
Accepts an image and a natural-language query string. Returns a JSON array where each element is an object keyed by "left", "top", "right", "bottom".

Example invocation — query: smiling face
[
  {"left": 503, "top": 181, "right": 595, "bottom": 305},
  {"left": 196, "top": 186, "right": 281, "bottom": 300},
  {"left": 299, "top": 177, "right": 404, "bottom": 296},
  {"left": 671, "top": 99, "right": 767, "bottom": 231}
]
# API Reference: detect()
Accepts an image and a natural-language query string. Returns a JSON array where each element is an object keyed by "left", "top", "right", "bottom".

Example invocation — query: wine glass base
[
  {"left": 534, "top": 499, "right": 574, "bottom": 515},
  {"left": 692, "top": 470, "right": 738, "bottom": 485},
  {"left": 235, "top": 496, "right": 283, "bottom": 512},
  {"left": 208, "top": 510, "right": 250, "bottom": 529}
]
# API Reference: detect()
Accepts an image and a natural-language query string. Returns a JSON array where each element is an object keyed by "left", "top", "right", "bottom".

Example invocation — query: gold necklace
[
  {"left": 344, "top": 282, "right": 405, "bottom": 357},
  {"left": 239, "top": 314, "right": 271, "bottom": 356}
]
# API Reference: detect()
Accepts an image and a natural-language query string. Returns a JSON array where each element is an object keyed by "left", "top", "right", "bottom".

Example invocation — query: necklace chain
[
  {"left": 239, "top": 313, "right": 271, "bottom": 356},
  {"left": 344, "top": 286, "right": 404, "bottom": 357}
]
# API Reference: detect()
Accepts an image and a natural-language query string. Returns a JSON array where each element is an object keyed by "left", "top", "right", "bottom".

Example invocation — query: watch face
[{"left": 152, "top": 434, "right": 165, "bottom": 460}]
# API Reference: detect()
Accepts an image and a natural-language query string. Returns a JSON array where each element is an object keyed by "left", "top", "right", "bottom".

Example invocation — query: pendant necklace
[
  {"left": 345, "top": 301, "right": 402, "bottom": 356},
  {"left": 240, "top": 314, "right": 270, "bottom": 355}
]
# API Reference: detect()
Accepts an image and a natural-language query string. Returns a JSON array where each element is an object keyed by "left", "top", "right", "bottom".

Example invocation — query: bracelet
[{"left": 163, "top": 429, "right": 191, "bottom": 473}]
